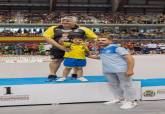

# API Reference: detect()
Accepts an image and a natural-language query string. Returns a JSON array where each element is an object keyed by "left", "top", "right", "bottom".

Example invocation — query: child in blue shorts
[{"left": 56, "top": 33, "right": 89, "bottom": 82}]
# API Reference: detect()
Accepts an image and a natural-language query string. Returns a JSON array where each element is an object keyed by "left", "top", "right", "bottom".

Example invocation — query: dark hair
[
  {"left": 71, "top": 36, "right": 85, "bottom": 41},
  {"left": 69, "top": 32, "right": 85, "bottom": 40},
  {"left": 99, "top": 34, "right": 113, "bottom": 40}
]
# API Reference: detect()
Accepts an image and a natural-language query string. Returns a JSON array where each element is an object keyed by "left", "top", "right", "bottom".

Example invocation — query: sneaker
[
  {"left": 103, "top": 99, "right": 120, "bottom": 105},
  {"left": 120, "top": 101, "right": 138, "bottom": 109},
  {"left": 118, "top": 99, "right": 126, "bottom": 104},
  {"left": 56, "top": 77, "right": 66, "bottom": 82},
  {"left": 45, "top": 75, "right": 57, "bottom": 82},
  {"left": 77, "top": 77, "right": 88, "bottom": 82}
]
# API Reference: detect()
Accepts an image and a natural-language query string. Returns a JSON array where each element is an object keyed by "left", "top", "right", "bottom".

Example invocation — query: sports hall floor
[
  {"left": 0, "top": 100, "right": 165, "bottom": 114},
  {"left": 0, "top": 55, "right": 164, "bottom": 114}
]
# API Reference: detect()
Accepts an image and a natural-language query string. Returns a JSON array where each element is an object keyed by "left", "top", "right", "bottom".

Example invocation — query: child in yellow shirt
[{"left": 56, "top": 33, "right": 89, "bottom": 82}]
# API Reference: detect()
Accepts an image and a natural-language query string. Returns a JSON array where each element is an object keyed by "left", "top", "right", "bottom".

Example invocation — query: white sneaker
[
  {"left": 56, "top": 77, "right": 66, "bottom": 82},
  {"left": 103, "top": 99, "right": 120, "bottom": 105},
  {"left": 118, "top": 99, "right": 126, "bottom": 104},
  {"left": 77, "top": 77, "right": 88, "bottom": 82},
  {"left": 120, "top": 101, "right": 138, "bottom": 109}
]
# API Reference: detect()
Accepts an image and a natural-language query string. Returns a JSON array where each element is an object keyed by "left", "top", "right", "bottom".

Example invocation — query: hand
[
  {"left": 126, "top": 70, "right": 134, "bottom": 76},
  {"left": 64, "top": 48, "right": 71, "bottom": 52},
  {"left": 58, "top": 39, "right": 63, "bottom": 44}
]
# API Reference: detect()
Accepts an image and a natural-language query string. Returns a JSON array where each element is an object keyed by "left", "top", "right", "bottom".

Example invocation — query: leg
[
  {"left": 56, "top": 67, "right": 72, "bottom": 82},
  {"left": 47, "top": 58, "right": 63, "bottom": 81},
  {"left": 72, "top": 67, "right": 78, "bottom": 79},
  {"left": 48, "top": 48, "right": 64, "bottom": 78},
  {"left": 116, "top": 73, "right": 138, "bottom": 109},
  {"left": 116, "top": 72, "right": 136, "bottom": 101},
  {"left": 49, "top": 58, "right": 63, "bottom": 75},
  {"left": 63, "top": 58, "right": 78, "bottom": 79},
  {"left": 76, "top": 67, "right": 83, "bottom": 78},
  {"left": 63, "top": 67, "right": 72, "bottom": 78},
  {"left": 74, "top": 59, "right": 87, "bottom": 81},
  {"left": 76, "top": 67, "right": 88, "bottom": 82},
  {"left": 105, "top": 73, "right": 124, "bottom": 100},
  {"left": 103, "top": 73, "right": 124, "bottom": 105}
]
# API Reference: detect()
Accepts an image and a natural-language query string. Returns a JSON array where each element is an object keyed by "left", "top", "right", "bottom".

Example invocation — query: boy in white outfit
[{"left": 89, "top": 35, "right": 138, "bottom": 109}]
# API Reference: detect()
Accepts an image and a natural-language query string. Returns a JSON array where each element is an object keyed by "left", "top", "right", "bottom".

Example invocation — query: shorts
[
  {"left": 64, "top": 58, "right": 86, "bottom": 67},
  {"left": 50, "top": 48, "right": 65, "bottom": 59}
]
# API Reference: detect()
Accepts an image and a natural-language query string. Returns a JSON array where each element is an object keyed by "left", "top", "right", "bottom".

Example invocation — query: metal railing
[{"left": 0, "top": 23, "right": 165, "bottom": 27}]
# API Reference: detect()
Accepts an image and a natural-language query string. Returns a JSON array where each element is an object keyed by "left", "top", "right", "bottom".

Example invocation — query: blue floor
[
  {"left": 0, "top": 76, "right": 164, "bottom": 87},
  {"left": 0, "top": 76, "right": 107, "bottom": 85}
]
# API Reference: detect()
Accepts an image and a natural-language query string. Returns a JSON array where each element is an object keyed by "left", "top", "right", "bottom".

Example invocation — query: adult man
[
  {"left": 43, "top": 16, "right": 97, "bottom": 81},
  {"left": 89, "top": 35, "right": 137, "bottom": 109}
]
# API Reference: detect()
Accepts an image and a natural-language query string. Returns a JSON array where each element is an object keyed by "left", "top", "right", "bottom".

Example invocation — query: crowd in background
[
  {"left": 0, "top": 11, "right": 165, "bottom": 56},
  {"left": 121, "top": 41, "right": 165, "bottom": 55},
  {"left": 0, "top": 11, "right": 165, "bottom": 24},
  {"left": 107, "top": 28, "right": 165, "bottom": 40},
  {"left": 0, "top": 27, "right": 165, "bottom": 40},
  {"left": 0, "top": 11, "right": 164, "bottom": 39},
  {"left": 0, "top": 41, "right": 165, "bottom": 56},
  {"left": 0, "top": 43, "right": 52, "bottom": 55}
]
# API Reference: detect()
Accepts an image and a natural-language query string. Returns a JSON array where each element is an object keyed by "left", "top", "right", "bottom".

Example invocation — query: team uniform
[
  {"left": 43, "top": 25, "right": 97, "bottom": 59},
  {"left": 55, "top": 39, "right": 89, "bottom": 82},
  {"left": 63, "top": 42, "right": 89, "bottom": 68}
]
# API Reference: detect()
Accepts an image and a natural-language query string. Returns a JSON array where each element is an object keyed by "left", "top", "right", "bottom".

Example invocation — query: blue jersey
[{"left": 99, "top": 44, "right": 129, "bottom": 73}]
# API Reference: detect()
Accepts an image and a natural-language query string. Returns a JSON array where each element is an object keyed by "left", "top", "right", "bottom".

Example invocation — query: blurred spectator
[
  {"left": 0, "top": 11, "right": 165, "bottom": 24},
  {"left": 0, "top": 41, "right": 164, "bottom": 56}
]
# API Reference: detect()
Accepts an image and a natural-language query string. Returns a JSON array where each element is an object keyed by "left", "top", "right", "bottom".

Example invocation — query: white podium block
[
  {"left": 141, "top": 79, "right": 165, "bottom": 100},
  {"left": 0, "top": 76, "right": 141, "bottom": 106}
]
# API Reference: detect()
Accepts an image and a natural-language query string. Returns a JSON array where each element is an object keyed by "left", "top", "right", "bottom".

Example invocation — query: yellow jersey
[
  {"left": 63, "top": 42, "right": 89, "bottom": 59},
  {"left": 43, "top": 25, "right": 98, "bottom": 40}
]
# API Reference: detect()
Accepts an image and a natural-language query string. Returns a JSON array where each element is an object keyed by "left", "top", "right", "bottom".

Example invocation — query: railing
[{"left": 0, "top": 23, "right": 165, "bottom": 27}]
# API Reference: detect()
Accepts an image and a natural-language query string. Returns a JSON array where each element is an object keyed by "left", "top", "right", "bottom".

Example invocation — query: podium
[
  {"left": 0, "top": 76, "right": 141, "bottom": 106},
  {"left": 141, "top": 78, "right": 165, "bottom": 100}
]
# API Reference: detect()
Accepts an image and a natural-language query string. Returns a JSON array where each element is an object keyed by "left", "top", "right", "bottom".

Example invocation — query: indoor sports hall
[{"left": 0, "top": 0, "right": 164, "bottom": 114}]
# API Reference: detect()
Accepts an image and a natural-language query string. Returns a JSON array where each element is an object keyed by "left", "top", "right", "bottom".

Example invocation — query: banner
[
  {"left": 0, "top": 36, "right": 45, "bottom": 42},
  {"left": 141, "top": 78, "right": 165, "bottom": 100},
  {"left": 142, "top": 86, "right": 165, "bottom": 100}
]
